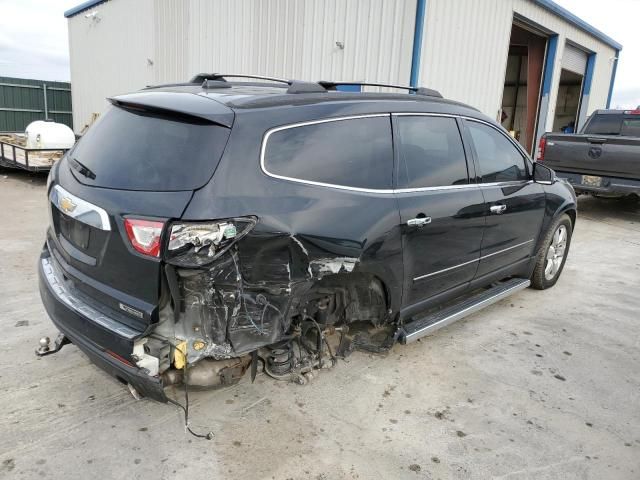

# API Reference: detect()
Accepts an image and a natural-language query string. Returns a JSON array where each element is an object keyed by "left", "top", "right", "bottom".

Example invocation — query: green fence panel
[{"left": 0, "top": 76, "right": 73, "bottom": 131}]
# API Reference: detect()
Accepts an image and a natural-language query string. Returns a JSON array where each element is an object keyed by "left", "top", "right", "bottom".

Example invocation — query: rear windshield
[
  {"left": 583, "top": 114, "right": 622, "bottom": 135},
  {"left": 69, "top": 106, "right": 230, "bottom": 191}
]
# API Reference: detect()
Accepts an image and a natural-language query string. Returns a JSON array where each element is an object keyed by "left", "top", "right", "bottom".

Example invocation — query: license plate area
[
  {"left": 59, "top": 212, "right": 91, "bottom": 250},
  {"left": 581, "top": 175, "right": 602, "bottom": 187}
]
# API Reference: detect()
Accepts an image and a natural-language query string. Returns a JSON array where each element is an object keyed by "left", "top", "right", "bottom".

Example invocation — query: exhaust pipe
[{"left": 162, "top": 355, "right": 251, "bottom": 389}]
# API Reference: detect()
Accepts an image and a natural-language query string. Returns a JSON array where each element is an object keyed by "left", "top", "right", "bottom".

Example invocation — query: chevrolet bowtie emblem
[{"left": 60, "top": 196, "right": 77, "bottom": 214}]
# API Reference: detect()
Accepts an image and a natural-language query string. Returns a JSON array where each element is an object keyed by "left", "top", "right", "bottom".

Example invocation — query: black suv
[{"left": 38, "top": 74, "right": 576, "bottom": 403}]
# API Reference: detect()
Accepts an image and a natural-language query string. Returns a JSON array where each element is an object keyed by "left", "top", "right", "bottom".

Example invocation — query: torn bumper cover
[{"left": 38, "top": 251, "right": 168, "bottom": 402}]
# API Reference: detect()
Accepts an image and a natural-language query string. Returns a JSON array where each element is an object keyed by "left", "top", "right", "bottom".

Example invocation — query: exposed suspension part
[{"left": 265, "top": 341, "right": 294, "bottom": 376}]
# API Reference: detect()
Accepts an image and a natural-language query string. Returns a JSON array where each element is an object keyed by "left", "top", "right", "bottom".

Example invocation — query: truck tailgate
[{"left": 544, "top": 134, "right": 640, "bottom": 180}]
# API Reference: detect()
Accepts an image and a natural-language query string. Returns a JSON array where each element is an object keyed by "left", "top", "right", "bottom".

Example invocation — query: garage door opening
[
  {"left": 500, "top": 23, "right": 547, "bottom": 154},
  {"left": 552, "top": 69, "right": 584, "bottom": 133}
]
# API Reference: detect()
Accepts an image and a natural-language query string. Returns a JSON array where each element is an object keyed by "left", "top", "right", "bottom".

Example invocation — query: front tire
[{"left": 530, "top": 214, "right": 572, "bottom": 290}]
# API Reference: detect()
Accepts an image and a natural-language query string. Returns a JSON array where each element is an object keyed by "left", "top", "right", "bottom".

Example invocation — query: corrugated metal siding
[
  {"left": 419, "top": 0, "right": 513, "bottom": 117},
  {"left": 68, "top": 0, "right": 415, "bottom": 123},
  {"left": 0, "top": 77, "right": 72, "bottom": 131},
  {"left": 153, "top": 0, "right": 189, "bottom": 83},
  {"left": 419, "top": 0, "right": 616, "bottom": 131},
  {"left": 154, "top": 0, "right": 416, "bottom": 87},
  {"left": 68, "top": 0, "right": 154, "bottom": 132},
  {"left": 68, "top": 0, "right": 617, "bottom": 135}
]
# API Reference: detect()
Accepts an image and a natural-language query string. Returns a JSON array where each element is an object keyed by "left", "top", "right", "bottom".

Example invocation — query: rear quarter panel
[
  {"left": 182, "top": 106, "right": 405, "bottom": 314},
  {"left": 534, "top": 178, "right": 577, "bottom": 256}
]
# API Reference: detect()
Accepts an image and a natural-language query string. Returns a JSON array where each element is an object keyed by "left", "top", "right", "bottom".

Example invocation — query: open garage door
[
  {"left": 552, "top": 69, "right": 583, "bottom": 133},
  {"left": 552, "top": 43, "right": 590, "bottom": 133},
  {"left": 562, "top": 44, "right": 588, "bottom": 75},
  {"left": 500, "top": 23, "right": 547, "bottom": 155}
]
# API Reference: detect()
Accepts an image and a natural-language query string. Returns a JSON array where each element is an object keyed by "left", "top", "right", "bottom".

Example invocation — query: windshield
[{"left": 69, "top": 106, "right": 231, "bottom": 191}]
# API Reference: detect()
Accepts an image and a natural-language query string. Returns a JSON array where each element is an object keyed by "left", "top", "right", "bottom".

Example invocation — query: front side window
[
  {"left": 264, "top": 116, "right": 393, "bottom": 190},
  {"left": 466, "top": 121, "right": 528, "bottom": 183},
  {"left": 396, "top": 116, "right": 469, "bottom": 188}
]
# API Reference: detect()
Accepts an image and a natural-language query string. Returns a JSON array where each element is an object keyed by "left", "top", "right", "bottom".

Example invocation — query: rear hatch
[
  {"left": 544, "top": 112, "right": 640, "bottom": 180},
  {"left": 47, "top": 93, "right": 233, "bottom": 334}
]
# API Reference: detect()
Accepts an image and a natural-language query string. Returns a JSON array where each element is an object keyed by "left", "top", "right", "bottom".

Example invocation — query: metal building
[
  {"left": 0, "top": 76, "right": 73, "bottom": 132},
  {"left": 65, "top": 0, "right": 621, "bottom": 154}
]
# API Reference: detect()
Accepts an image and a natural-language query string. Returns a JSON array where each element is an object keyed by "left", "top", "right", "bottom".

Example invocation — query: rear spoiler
[{"left": 108, "top": 92, "right": 234, "bottom": 128}]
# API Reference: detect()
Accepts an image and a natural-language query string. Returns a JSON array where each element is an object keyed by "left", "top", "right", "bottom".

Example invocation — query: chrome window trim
[
  {"left": 413, "top": 239, "right": 534, "bottom": 282},
  {"left": 260, "top": 113, "right": 395, "bottom": 194},
  {"left": 480, "top": 180, "right": 534, "bottom": 188},
  {"left": 260, "top": 112, "right": 535, "bottom": 194},
  {"left": 394, "top": 183, "right": 478, "bottom": 194},
  {"left": 395, "top": 180, "right": 533, "bottom": 194},
  {"left": 50, "top": 184, "right": 111, "bottom": 231}
]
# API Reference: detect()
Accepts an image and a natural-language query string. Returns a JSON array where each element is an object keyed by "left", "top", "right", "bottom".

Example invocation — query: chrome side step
[{"left": 398, "top": 278, "right": 530, "bottom": 344}]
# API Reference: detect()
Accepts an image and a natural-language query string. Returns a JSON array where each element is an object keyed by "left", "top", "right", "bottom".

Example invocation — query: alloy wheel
[{"left": 544, "top": 225, "right": 567, "bottom": 281}]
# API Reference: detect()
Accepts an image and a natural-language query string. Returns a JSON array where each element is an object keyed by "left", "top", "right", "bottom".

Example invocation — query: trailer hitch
[{"left": 35, "top": 333, "right": 70, "bottom": 357}]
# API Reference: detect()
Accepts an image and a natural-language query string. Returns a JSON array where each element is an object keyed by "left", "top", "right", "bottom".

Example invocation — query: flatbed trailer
[{"left": 0, "top": 133, "right": 68, "bottom": 173}]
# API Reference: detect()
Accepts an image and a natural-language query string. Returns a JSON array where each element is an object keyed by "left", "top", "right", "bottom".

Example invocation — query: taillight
[
  {"left": 166, "top": 217, "right": 256, "bottom": 267},
  {"left": 536, "top": 136, "right": 547, "bottom": 162},
  {"left": 124, "top": 218, "right": 165, "bottom": 257}
]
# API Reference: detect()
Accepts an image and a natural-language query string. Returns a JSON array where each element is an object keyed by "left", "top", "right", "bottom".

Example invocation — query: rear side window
[
  {"left": 621, "top": 118, "right": 640, "bottom": 137},
  {"left": 70, "top": 106, "right": 231, "bottom": 191},
  {"left": 466, "top": 121, "right": 528, "bottom": 183},
  {"left": 583, "top": 114, "right": 622, "bottom": 135},
  {"left": 263, "top": 116, "right": 393, "bottom": 190},
  {"left": 396, "top": 116, "right": 468, "bottom": 188}
]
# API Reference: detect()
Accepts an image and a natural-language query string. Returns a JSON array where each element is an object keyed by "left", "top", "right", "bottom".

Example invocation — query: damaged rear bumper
[{"left": 38, "top": 251, "right": 168, "bottom": 402}]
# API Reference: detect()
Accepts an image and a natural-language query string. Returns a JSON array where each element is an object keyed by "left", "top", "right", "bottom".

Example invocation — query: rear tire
[{"left": 530, "top": 214, "right": 572, "bottom": 290}]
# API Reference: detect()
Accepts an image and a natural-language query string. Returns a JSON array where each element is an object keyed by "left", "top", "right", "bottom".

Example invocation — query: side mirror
[{"left": 533, "top": 162, "right": 555, "bottom": 184}]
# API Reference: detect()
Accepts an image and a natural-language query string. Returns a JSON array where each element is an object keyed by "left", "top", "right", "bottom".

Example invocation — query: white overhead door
[{"left": 562, "top": 44, "right": 588, "bottom": 75}]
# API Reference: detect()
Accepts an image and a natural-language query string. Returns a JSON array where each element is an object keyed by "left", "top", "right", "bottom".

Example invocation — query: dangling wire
[{"left": 167, "top": 359, "right": 214, "bottom": 440}]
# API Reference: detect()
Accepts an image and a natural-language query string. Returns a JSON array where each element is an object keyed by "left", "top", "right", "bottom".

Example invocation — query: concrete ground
[{"left": 0, "top": 169, "right": 638, "bottom": 480}]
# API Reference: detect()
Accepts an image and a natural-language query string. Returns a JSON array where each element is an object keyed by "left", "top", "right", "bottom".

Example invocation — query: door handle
[
  {"left": 490, "top": 204, "right": 507, "bottom": 214},
  {"left": 407, "top": 216, "right": 432, "bottom": 227},
  {"left": 587, "top": 137, "right": 607, "bottom": 144}
]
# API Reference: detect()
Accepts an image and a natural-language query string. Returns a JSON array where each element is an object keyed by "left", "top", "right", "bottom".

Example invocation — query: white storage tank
[{"left": 25, "top": 121, "right": 76, "bottom": 150}]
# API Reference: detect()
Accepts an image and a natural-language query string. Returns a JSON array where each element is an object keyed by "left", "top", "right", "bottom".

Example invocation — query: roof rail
[
  {"left": 286, "top": 80, "right": 327, "bottom": 94},
  {"left": 201, "top": 79, "right": 232, "bottom": 89},
  {"left": 191, "top": 74, "right": 327, "bottom": 94},
  {"left": 181, "top": 74, "right": 443, "bottom": 98},
  {"left": 319, "top": 81, "right": 442, "bottom": 98},
  {"left": 189, "top": 73, "right": 291, "bottom": 85}
]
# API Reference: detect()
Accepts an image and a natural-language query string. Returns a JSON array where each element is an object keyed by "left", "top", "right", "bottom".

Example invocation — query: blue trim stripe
[
  {"left": 582, "top": 53, "right": 596, "bottom": 96},
  {"left": 541, "top": 35, "right": 559, "bottom": 96},
  {"left": 409, "top": 0, "right": 427, "bottom": 87},
  {"left": 336, "top": 85, "right": 362, "bottom": 92},
  {"left": 64, "top": 0, "right": 107, "bottom": 18},
  {"left": 577, "top": 52, "right": 596, "bottom": 130},
  {"left": 606, "top": 52, "right": 619, "bottom": 108},
  {"left": 532, "top": 0, "right": 622, "bottom": 51},
  {"left": 535, "top": 35, "right": 558, "bottom": 152}
]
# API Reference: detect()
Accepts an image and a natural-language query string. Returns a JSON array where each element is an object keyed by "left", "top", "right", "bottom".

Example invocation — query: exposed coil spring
[{"left": 266, "top": 342, "right": 294, "bottom": 376}]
